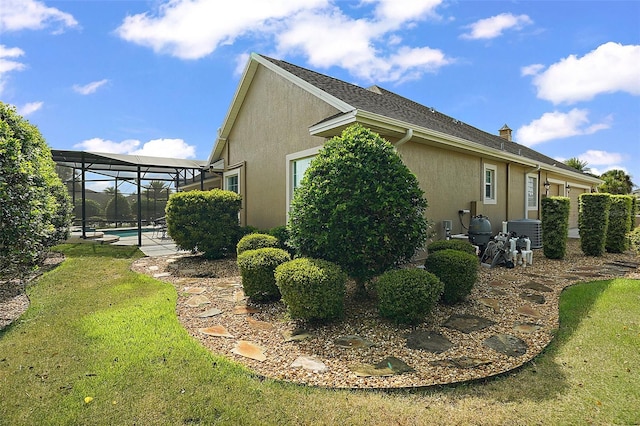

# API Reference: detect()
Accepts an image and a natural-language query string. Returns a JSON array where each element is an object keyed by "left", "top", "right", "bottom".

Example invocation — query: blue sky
[{"left": 1, "top": 0, "right": 639, "bottom": 191}]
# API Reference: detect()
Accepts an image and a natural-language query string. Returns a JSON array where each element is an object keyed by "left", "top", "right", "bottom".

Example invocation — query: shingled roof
[{"left": 259, "top": 54, "right": 580, "bottom": 174}]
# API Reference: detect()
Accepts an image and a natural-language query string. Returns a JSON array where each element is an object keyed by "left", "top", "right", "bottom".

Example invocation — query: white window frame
[
  {"left": 483, "top": 163, "right": 497, "bottom": 205},
  {"left": 223, "top": 169, "right": 241, "bottom": 194},
  {"left": 285, "top": 146, "right": 322, "bottom": 218},
  {"left": 527, "top": 174, "right": 538, "bottom": 210}
]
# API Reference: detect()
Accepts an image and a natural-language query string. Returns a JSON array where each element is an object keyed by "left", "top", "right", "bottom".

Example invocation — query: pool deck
[{"left": 68, "top": 228, "right": 185, "bottom": 257}]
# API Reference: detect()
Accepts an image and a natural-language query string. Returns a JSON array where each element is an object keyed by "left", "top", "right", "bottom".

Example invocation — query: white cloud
[
  {"left": 0, "top": 0, "right": 78, "bottom": 33},
  {"left": 73, "top": 79, "right": 109, "bottom": 95},
  {"left": 578, "top": 149, "right": 624, "bottom": 166},
  {"left": 18, "top": 101, "right": 43, "bottom": 116},
  {"left": 521, "top": 64, "right": 544, "bottom": 77},
  {"left": 528, "top": 42, "right": 640, "bottom": 104},
  {"left": 116, "top": 0, "right": 450, "bottom": 83},
  {"left": 515, "top": 108, "right": 612, "bottom": 146},
  {"left": 0, "top": 45, "right": 26, "bottom": 95},
  {"left": 460, "top": 13, "right": 532, "bottom": 40},
  {"left": 73, "top": 137, "right": 196, "bottom": 159}
]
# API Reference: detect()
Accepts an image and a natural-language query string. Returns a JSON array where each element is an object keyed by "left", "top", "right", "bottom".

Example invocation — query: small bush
[
  {"left": 376, "top": 268, "right": 443, "bottom": 324},
  {"left": 267, "top": 225, "right": 295, "bottom": 255},
  {"left": 165, "top": 189, "right": 241, "bottom": 259},
  {"left": 606, "top": 195, "right": 633, "bottom": 253},
  {"left": 237, "top": 248, "right": 291, "bottom": 302},
  {"left": 629, "top": 226, "right": 640, "bottom": 254},
  {"left": 236, "top": 233, "right": 279, "bottom": 255},
  {"left": 275, "top": 258, "right": 347, "bottom": 322},
  {"left": 426, "top": 239, "right": 477, "bottom": 255},
  {"left": 579, "top": 193, "right": 611, "bottom": 256},
  {"left": 424, "top": 249, "right": 478, "bottom": 304},
  {"left": 541, "top": 196, "right": 570, "bottom": 259}
]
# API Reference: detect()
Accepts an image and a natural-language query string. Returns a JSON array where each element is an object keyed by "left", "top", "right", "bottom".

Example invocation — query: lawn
[{"left": 0, "top": 244, "right": 638, "bottom": 425}]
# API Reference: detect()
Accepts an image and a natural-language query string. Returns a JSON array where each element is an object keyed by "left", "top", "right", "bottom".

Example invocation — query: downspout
[
  {"left": 395, "top": 128, "right": 413, "bottom": 148},
  {"left": 505, "top": 163, "right": 510, "bottom": 222},
  {"left": 524, "top": 165, "right": 541, "bottom": 219}
]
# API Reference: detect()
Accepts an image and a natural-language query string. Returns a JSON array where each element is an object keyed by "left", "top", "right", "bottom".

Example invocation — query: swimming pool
[{"left": 102, "top": 228, "right": 156, "bottom": 238}]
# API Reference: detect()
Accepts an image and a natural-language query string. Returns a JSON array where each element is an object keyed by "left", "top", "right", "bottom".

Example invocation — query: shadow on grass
[
  {"left": 435, "top": 279, "right": 614, "bottom": 403},
  {"left": 53, "top": 243, "right": 144, "bottom": 259}
]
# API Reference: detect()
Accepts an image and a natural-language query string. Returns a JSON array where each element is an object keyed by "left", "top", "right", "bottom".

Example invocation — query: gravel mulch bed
[{"left": 130, "top": 240, "right": 639, "bottom": 389}]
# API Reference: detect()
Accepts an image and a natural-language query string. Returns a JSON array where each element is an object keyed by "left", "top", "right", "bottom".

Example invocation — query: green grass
[{"left": 1, "top": 244, "right": 638, "bottom": 425}]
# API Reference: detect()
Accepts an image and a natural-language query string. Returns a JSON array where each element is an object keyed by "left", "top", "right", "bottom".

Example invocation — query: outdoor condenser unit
[{"left": 507, "top": 219, "right": 542, "bottom": 249}]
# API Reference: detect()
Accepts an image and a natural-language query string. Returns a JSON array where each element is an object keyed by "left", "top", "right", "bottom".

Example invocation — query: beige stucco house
[{"left": 198, "top": 53, "right": 601, "bottom": 240}]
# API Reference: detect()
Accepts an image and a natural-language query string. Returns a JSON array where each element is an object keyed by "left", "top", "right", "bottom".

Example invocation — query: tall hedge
[
  {"left": 578, "top": 193, "right": 611, "bottom": 256},
  {"left": 0, "top": 102, "right": 72, "bottom": 280},
  {"left": 288, "top": 124, "right": 428, "bottom": 292},
  {"left": 541, "top": 196, "right": 570, "bottom": 259},
  {"left": 165, "top": 189, "right": 241, "bottom": 259},
  {"left": 605, "top": 195, "right": 633, "bottom": 253}
]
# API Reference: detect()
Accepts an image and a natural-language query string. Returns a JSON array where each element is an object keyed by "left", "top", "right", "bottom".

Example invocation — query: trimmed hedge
[
  {"left": 541, "top": 196, "right": 570, "bottom": 259},
  {"left": 376, "top": 268, "right": 443, "bottom": 324},
  {"left": 606, "top": 195, "right": 633, "bottom": 253},
  {"left": 275, "top": 258, "right": 347, "bottom": 322},
  {"left": 578, "top": 193, "right": 611, "bottom": 256},
  {"left": 424, "top": 249, "right": 478, "bottom": 304},
  {"left": 237, "top": 248, "right": 291, "bottom": 302},
  {"left": 165, "top": 189, "right": 241, "bottom": 259},
  {"left": 426, "top": 239, "right": 477, "bottom": 255},
  {"left": 236, "top": 233, "right": 279, "bottom": 255},
  {"left": 629, "top": 226, "right": 640, "bottom": 254}
]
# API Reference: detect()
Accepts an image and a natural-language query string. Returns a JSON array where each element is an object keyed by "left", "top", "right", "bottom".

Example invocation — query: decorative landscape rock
[
  {"left": 185, "top": 295, "right": 211, "bottom": 308},
  {"left": 291, "top": 356, "right": 327, "bottom": 372},
  {"left": 374, "top": 356, "right": 414, "bottom": 374},
  {"left": 195, "top": 307, "right": 222, "bottom": 318},
  {"left": 516, "top": 305, "right": 543, "bottom": 319},
  {"left": 334, "top": 335, "right": 375, "bottom": 349},
  {"left": 183, "top": 286, "right": 206, "bottom": 294},
  {"left": 478, "top": 297, "right": 501, "bottom": 313},
  {"left": 489, "top": 280, "right": 510, "bottom": 288},
  {"left": 232, "top": 340, "right": 266, "bottom": 362},
  {"left": 282, "top": 328, "right": 312, "bottom": 342},
  {"left": 513, "top": 322, "right": 542, "bottom": 334},
  {"left": 520, "top": 281, "right": 553, "bottom": 293},
  {"left": 405, "top": 330, "right": 453, "bottom": 353},
  {"left": 232, "top": 306, "right": 260, "bottom": 314},
  {"left": 351, "top": 363, "right": 394, "bottom": 377},
  {"left": 443, "top": 314, "right": 495, "bottom": 333},
  {"left": 246, "top": 317, "right": 274, "bottom": 331},
  {"left": 153, "top": 272, "right": 172, "bottom": 278},
  {"left": 483, "top": 334, "right": 527, "bottom": 357},
  {"left": 198, "top": 325, "right": 233, "bottom": 338},
  {"left": 519, "top": 292, "right": 545, "bottom": 304}
]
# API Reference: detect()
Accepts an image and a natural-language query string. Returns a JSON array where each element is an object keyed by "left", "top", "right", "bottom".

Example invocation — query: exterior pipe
[{"left": 395, "top": 128, "right": 414, "bottom": 148}]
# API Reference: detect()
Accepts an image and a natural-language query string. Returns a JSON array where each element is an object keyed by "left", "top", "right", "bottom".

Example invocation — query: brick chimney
[{"left": 499, "top": 124, "right": 512, "bottom": 141}]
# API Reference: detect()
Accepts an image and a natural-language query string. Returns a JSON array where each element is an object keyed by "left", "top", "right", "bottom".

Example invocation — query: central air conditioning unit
[{"left": 507, "top": 219, "right": 542, "bottom": 249}]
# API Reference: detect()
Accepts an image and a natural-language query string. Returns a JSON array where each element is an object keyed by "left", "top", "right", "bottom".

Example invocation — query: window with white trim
[
  {"left": 286, "top": 146, "right": 322, "bottom": 216},
  {"left": 223, "top": 170, "right": 240, "bottom": 194},
  {"left": 483, "top": 163, "right": 497, "bottom": 204},
  {"left": 527, "top": 174, "right": 538, "bottom": 209}
]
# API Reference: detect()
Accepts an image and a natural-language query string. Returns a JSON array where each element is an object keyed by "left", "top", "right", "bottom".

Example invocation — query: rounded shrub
[
  {"left": 426, "top": 239, "right": 477, "bottom": 255},
  {"left": 237, "top": 248, "right": 291, "bottom": 302},
  {"left": 541, "top": 196, "right": 570, "bottom": 259},
  {"left": 376, "top": 268, "right": 443, "bottom": 324},
  {"left": 236, "top": 233, "right": 279, "bottom": 255},
  {"left": 275, "top": 258, "right": 347, "bottom": 322},
  {"left": 579, "top": 193, "right": 612, "bottom": 256},
  {"left": 606, "top": 195, "right": 633, "bottom": 253},
  {"left": 268, "top": 225, "right": 295, "bottom": 256},
  {"left": 424, "top": 249, "right": 479, "bottom": 304}
]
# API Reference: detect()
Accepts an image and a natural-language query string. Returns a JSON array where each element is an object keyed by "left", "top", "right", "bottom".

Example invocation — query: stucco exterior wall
[{"left": 222, "top": 65, "right": 339, "bottom": 230}]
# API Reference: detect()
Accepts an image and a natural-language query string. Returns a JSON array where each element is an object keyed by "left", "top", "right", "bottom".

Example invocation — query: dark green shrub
[
  {"left": 376, "top": 268, "right": 443, "bottom": 324},
  {"left": 606, "top": 195, "right": 633, "bottom": 253},
  {"left": 1, "top": 102, "right": 72, "bottom": 280},
  {"left": 237, "top": 248, "right": 291, "bottom": 302},
  {"left": 74, "top": 199, "right": 103, "bottom": 219},
  {"left": 628, "top": 226, "right": 640, "bottom": 254},
  {"left": 579, "top": 193, "right": 611, "bottom": 256},
  {"left": 275, "top": 258, "right": 347, "bottom": 322},
  {"left": 427, "top": 239, "right": 477, "bottom": 255},
  {"left": 541, "top": 196, "right": 570, "bottom": 259},
  {"left": 424, "top": 249, "right": 478, "bottom": 304},
  {"left": 267, "top": 225, "right": 295, "bottom": 255},
  {"left": 288, "top": 124, "right": 428, "bottom": 292},
  {"left": 105, "top": 194, "right": 132, "bottom": 222},
  {"left": 165, "top": 189, "right": 241, "bottom": 259},
  {"left": 236, "top": 233, "right": 279, "bottom": 255}
]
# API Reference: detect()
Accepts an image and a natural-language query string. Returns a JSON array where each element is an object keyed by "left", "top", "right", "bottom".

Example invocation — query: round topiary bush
[
  {"left": 376, "top": 268, "right": 443, "bottom": 324},
  {"left": 424, "top": 249, "right": 479, "bottom": 304},
  {"left": 236, "top": 233, "right": 279, "bottom": 255},
  {"left": 426, "top": 239, "right": 477, "bottom": 255},
  {"left": 237, "top": 248, "right": 291, "bottom": 302},
  {"left": 275, "top": 258, "right": 347, "bottom": 322}
]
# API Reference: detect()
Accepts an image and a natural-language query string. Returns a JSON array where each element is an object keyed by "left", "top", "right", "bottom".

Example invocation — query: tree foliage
[
  {"left": 288, "top": 124, "right": 428, "bottom": 289},
  {"left": 598, "top": 169, "right": 634, "bottom": 195},
  {"left": 564, "top": 157, "right": 590, "bottom": 173},
  {"left": 0, "top": 102, "right": 72, "bottom": 280}
]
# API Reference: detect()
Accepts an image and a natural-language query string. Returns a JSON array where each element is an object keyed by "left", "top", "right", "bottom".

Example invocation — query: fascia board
[
  {"left": 309, "top": 110, "right": 358, "bottom": 135},
  {"left": 252, "top": 54, "right": 354, "bottom": 113}
]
